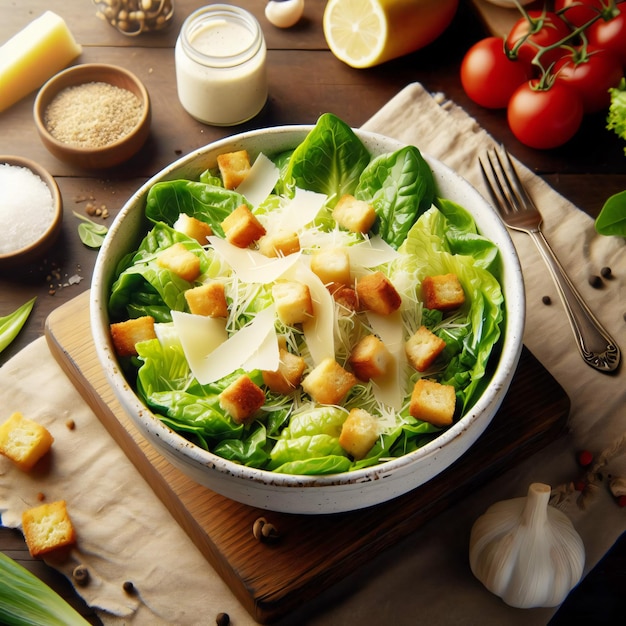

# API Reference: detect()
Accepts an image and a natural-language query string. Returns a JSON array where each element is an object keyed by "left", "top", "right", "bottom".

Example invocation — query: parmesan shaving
[
  {"left": 208, "top": 235, "right": 301, "bottom": 283},
  {"left": 366, "top": 310, "right": 406, "bottom": 410},
  {"left": 274, "top": 187, "right": 327, "bottom": 234},
  {"left": 287, "top": 260, "right": 335, "bottom": 366},
  {"left": 176, "top": 306, "right": 279, "bottom": 384},
  {"left": 234, "top": 153, "right": 280, "bottom": 208}
]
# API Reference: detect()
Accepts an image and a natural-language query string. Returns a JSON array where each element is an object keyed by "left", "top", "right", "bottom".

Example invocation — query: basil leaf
[
  {"left": 73, "top": 211, "right": 108, "bottom": 248},
  {"left": 596, "top": 190, "right": 626, "bottom": 237},
  {"left": 0, "top": 296, "right": 36, "bottom": 353}
]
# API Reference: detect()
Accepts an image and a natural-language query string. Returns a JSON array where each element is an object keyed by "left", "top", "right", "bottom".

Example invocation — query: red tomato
[
  {"left": 506, "top": 11, "right": 571, "bottom": 70},
  {"left": 460, "top": 37, "right": 531, "bottom": 109},
  {"left": 588, "top": 5, "right": 626, "bottom": 67},
  {"left": 507, "top": 81, "right": 584, "bottom": 149},
  {"left": 554, "top": 45, "right": 624, "bottom": 112},
  {"left": 554, "top": 0, "right": 604, "bottom": 28}
]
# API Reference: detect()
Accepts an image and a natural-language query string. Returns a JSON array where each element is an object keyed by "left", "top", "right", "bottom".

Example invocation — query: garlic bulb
[{"left": 469, "top": 483, "right": 585, "bottom": 608}]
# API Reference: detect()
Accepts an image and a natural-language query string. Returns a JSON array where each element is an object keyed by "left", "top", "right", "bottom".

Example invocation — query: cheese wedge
[{"left": 0, "top": 11, "right": 82, "bottom": 112}]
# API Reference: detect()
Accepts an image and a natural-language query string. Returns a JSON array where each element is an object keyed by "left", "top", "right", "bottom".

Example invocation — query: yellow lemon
[{"left": 323, "top": 0, "right": 459, "bottom": 68}]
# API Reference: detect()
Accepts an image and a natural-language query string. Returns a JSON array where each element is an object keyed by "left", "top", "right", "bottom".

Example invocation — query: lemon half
[{"left": 323, "top": 0, "right": 459, "bottom": 69}]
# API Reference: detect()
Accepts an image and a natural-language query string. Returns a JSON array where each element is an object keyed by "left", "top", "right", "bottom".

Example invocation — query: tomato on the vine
[
  {"left": 587, "top": 4, "right": 626, "bottom": 66},
  {"left": 554, "top": 45, "right": 623, "bottom": 113},
  {"left": 554, "top": 0, "right": 604, "bottom": 28},
  {"left": 460, "top": 37, "right": 531, "bottom": 109},
  {"left": 507, "top": 81, "right": 584, "bottom": 149},
  {"left": 506, "top": 11, "right": 571, "bottom": 70}
]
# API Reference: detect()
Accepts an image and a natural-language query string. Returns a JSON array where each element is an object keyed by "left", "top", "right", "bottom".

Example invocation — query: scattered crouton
[
  {"left": 327, "top": 283, "right": 358, "bottom": 314},
  {"left": 184, "top": 282, "right": 228, "bottom": 317},
  {"left": 173, "top": 213, "right": 213, "bottom": 244},
  {"left": 258, "top": 230, "right": 300, "bottom": 257},
  {"left": 356, "top": 271, "right": 402, "bottom": 315},
  {"left": 221, "top": 205, "right": 266, "bottom": 248},
  {"left": 422, "top": 274, "right": 465, "bottom": 312},
  {"left": 339, "top": 408, "right": 379, "bottom": 460},
  {"left": 409, "top": 379, "right": 456, "bottom": 427},
  {"left": 22, "top": 500, "right": 76, "bottom": 558},
  {"left": 219, "top": 375, "right": 265, "bottom": 424},
  {"left": 405, "top": 326, "right": 446, "bottom": 372},
  {"left": 262, "top": 348, "right": 306, "bottom": 394},
  {"left": 110, "top": 316, "right": 156, "bottom": 357},
  {"left": 349, "top": 334, "right": 393, "bottom": 381},
  {"left": 333, "top": 194, "right": 377, "bottom": 234},
  {"left": 0, "top": 412, "right": 54, "bottom": 472},
  {"left": 217, "top": 150, "right": 251, "bottom": 189},
  {"left": 272, "top": 280, "right": 313, "bottom": 326},
  {"left": 157, "top": 242, "right": 201, "bottom": 282},
  {"left": 310, "top": 248, "right": 351, "bottom": 286},
  {"left": 301, "top": 357, "right": 357, "bottom": 405}
]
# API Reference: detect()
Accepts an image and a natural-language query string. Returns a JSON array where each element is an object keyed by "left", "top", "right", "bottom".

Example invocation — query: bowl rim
[
  {"left": 0, "top": 155, "right": 63, "bottom": 262},
  {"left": 91, "top": 124, "right": 525, "bottom": 492},
  {"left": 33, "top": 63, "right": 151, "bottom": 157}
]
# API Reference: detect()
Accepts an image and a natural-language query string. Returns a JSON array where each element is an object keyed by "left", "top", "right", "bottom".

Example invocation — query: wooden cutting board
[{"left": 45, "top": 290, "right": 570, "bottom": 624}]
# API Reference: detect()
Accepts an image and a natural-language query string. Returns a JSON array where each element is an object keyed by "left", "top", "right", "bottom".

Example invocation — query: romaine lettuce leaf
[{"left": 284, "top": 112, "right": 371, "bottom": 206}]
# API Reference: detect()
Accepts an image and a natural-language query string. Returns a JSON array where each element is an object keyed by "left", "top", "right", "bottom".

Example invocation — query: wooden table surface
[{"left": 1, "top": 0, "right": 625, "bottom": 623}]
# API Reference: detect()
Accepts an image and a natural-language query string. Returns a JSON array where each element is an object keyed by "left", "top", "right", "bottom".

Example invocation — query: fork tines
[{"left": 479, "top": 146, "right": 534, "bottom": 216}]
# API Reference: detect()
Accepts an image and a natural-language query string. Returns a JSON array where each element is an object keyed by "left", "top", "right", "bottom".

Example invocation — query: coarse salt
[{"left": 0, "top": 164, "right": 55, "bottom": 254}]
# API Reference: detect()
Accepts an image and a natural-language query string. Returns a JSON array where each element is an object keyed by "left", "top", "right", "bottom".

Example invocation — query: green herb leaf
[
  {"left": 607, "top": 78, "right": 626, "bottom": 152},
  {"left": 0, "top": 551, "right": 91, "bottom": 625},
  {"left": 73, "top": 211, "right": 108, "bottom": 248},
  {"left": 596, "top": 190, "right": 626, "bottom": 237},
  {"left": 0, "top": 297, "right": 36, "bottom": 353}
]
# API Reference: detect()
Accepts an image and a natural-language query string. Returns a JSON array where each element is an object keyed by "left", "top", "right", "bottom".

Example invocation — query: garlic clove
[
  {"left": 265, "top": 0, "right": 305, "bottom": 29},
  {"left": 469, "top": 483, "right": 585, "bottom": 609}
]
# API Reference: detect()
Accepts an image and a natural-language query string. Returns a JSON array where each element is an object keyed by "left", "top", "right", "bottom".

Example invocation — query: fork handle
[{"left": 529, "top": 230, "right": 620, "bottom": 373}]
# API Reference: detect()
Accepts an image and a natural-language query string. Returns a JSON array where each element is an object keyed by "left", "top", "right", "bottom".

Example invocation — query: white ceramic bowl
[{"left": 91, "top": 126, "right": 524, "bottom": 514}]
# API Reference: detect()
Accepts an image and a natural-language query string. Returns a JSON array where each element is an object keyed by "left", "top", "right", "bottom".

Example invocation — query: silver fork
[{"left": 479, "top": 146, "right": 620, "bottom": 374}]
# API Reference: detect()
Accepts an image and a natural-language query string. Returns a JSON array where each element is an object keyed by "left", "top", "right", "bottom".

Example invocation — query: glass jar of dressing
[{"left": 175, "top": 5, "right": 268, "bottom": 126}]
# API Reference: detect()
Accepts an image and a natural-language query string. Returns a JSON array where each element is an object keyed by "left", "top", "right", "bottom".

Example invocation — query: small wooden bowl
[
  {"left": 34, "top": 63, "right": 151, "bottom": 170},
  {"left": 0, "top": 156, "right": 63, "bottom": 269}
]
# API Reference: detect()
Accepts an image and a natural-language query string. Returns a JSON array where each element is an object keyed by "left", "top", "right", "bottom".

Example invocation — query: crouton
[
  {"left": 310, "top": 248, "right": 351, "bottom": 286},
  {"left": 22, "top": 500, "right": 76, "bottom": 557},
  {"left": 327, "top": 283, "right": 358, "bottom": 314},
  {"left": 422, "top": 274, "right": 465, "bottom": 312},
  {"left": 217, "top": 149, "right": 251, "bottom": 189},
  {"left": 0, "top": 412, "right": 54, "bottom": 472},
  {"left": 219, "top": 375, "right": 265, "bottom": 424},
  {"left": 221, "top": 205, "right": 266, "bottom": 248},
  {"left": 409, "top": 379, "right": 456, "bottom": 427},
  {"left": 173, "top": 213, "right": 213, "bottom": 244},
  {"left": 333, "top": 194, "right": 377, "bottom": 234},
  {"left": 272, "top": 280, "right": 313, "bottom": 326},
  {"left": 349, "top": 334, "right": 393, "bottom": 381},
  {"left": 301, "top": 357, "right": 357, "bottom": 405},
  {"left": 184, "top": 282, "right": 228, "bottom": 317},
  {"left": 356, "top": 271, "right": 402, "bottom": 315},
  {"left": 262, "top": 348, "right": 306, "bottom": 394},
  {"left": 405, "top": 326, "right": 446, "bottom": 372},
  {"left": 157, "top": 242, "right": 201, "bottom": 282},
  {"left": 110, "top": 316, "right": 156, "bottom": 357},
  {"left": 258, "top": 230, "right": 300, "bottom": 257},
  {"left": 339, "top": 408, "right": 379, "bottom": 460}
]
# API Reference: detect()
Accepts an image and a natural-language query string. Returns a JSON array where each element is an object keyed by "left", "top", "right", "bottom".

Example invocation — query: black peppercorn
[
  {"left": 588, "top": 275, "right": 602, "bottom": 289},
  {"left": 123, "top": 581, "right": 136, "bottom": 594},
  {"left": 600, "top": 266, "right": 612, "bottom": 279},
  {"left": 542, "top": 295, "right": 552, "bottom": 305},
  {"left": 216, "top": 612, "right": 230, "bottom": 626}
]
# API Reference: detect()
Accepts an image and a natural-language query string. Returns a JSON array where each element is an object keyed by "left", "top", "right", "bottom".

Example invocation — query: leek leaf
[
  {"left": 0, "top": 551, "right": 91, "bottom": 625},
  {"left": 0, "top": 297, "right": 36, "bottom": 354}
]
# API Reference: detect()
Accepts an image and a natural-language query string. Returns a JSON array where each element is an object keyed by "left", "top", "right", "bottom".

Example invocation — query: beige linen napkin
[{"left": 1, "top": 83, "right": 625, "bottom": 626}]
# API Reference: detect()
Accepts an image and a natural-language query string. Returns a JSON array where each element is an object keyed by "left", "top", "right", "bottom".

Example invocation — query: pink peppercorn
[{"left": 577, "top": 450, "right": 593, "bottom": 467}]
